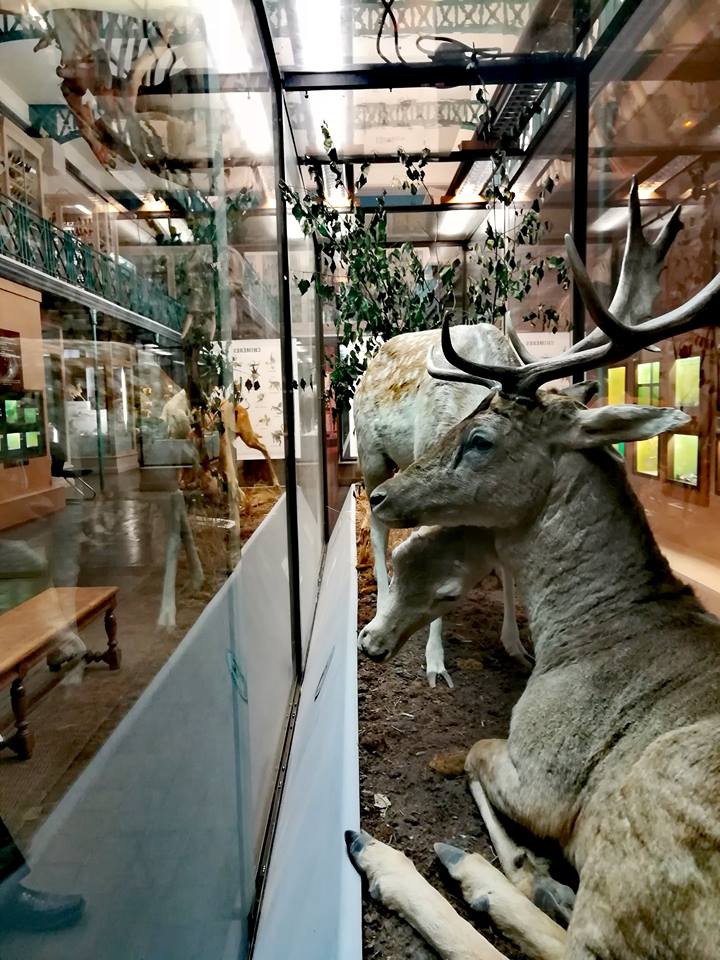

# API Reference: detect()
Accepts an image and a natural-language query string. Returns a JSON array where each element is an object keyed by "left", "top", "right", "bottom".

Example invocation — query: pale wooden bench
[{"left": 0, "top": 587, "right": 120, "bottom": 760}]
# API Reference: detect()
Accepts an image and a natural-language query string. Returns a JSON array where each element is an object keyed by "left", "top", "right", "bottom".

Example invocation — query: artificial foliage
[
  {"left": 281, "top": 128, "right": 458, "bottom": 412},
  {"left": 281, "top": 115, "right": 569, "bottom": 413}
]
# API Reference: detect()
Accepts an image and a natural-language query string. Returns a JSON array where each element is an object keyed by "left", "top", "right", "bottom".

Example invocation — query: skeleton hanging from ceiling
[{"left": 32, "top": 9, "right": 182, "bottom": 170}]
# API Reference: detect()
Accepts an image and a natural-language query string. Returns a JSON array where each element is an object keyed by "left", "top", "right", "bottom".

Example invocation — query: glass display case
[{"left": 0, "top": 1, "right": 717, "bottom": 958}]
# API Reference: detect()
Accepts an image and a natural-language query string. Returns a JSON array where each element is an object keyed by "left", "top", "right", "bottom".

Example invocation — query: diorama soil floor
[{"left": 356, "top": 518, "right": 533, "bottom": 959}]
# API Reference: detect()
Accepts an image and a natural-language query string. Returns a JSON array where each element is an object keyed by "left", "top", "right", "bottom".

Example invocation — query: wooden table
[{"left": 0, "top": 587, "right": 120, "bottom": 759}]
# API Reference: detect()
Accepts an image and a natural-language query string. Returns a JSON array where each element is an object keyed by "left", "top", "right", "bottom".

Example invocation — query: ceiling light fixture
[{"left": 640, "top": 155, "right": 699, "bottom": 195}]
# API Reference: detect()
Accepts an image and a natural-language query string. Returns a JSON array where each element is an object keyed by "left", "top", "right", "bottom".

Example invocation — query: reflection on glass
[
  {"left": 6, "top": 432, "right": 21, "bottom": 451},
  {"left": 5, "top": 399, "right": 18, "bottom": 423},
  {"left": 669, "top": 434, "right": 699, "bottom": 487},
  {"left": 637, "top": 361, "right": 660, "bottom": 405},
  {"left": 636, "top": 436, "right": 659, "bottom": 476},
  {"left": 607, "top": 366, "right": 625, "bottom": 405},
  {"left": 25, "top": 432, "right": 39, "bottom": 449},
  {"left": 674, "top": 356, "right": 700, "bottom": 407}
]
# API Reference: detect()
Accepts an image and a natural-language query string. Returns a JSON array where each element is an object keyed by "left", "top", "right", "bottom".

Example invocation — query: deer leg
[
  {"left": 346, "top": 831, "right": 507, "bottom": 960},
  {"left": 469, "top": 781, "right": 575, "bottom": 927},
  {"left": 499, "top": 568, "right": 532, "bottom": 668},
  {"left": 465, "top": 738, "right": 574, "bottom": 840},
  {"left": 158, "top": 493, "right": 181, "bottom": 628},
  {"left": 221, "top": 434, "right": 245, "bottom": 537},
  {"left": 465, "top": 741, "right": 576, "bottom": 927},
  {"left": 426, "top": 618, "right": 454, "bottom": 688},
  {"left": 369, "top": 512, "right": 390, "bottom": 604},
  {"left": 435, "top": 844, "right": 566, "bottom": 960},
  {"left": 246, "top": 438, "right": 280, "bottom": 488},
  {"left": 178, "top": 494, "right": 204, "bottom": 592}
]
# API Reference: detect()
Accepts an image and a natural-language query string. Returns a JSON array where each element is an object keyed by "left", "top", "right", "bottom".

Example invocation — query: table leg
[
  {"left": 1, "top": 678, "right": 35, "bottom": 760},
  {"left": 83, "top": 605, "right": 121, "bottom": 670},
  {"left": 104, "top": 607, "right": 121, "bottom": 670}
]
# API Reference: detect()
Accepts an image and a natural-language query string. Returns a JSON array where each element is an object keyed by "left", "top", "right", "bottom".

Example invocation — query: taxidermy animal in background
[
  {"left": 219, "top": 395, "right": 281, "bottom": 492},
  {"left": 349, "top": 187, "right": 720, "bottom": 960},
  {"left": 156, "top": 388, "right": 204, "bottom": 628},
  {"left": 32, "top": 8, "right": 184, "bottom": 171},
  {"left": 354, "top": 323, "right": 525, "bottom": 686}
]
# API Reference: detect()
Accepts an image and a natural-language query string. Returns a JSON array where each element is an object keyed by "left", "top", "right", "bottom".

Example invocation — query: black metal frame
[
  {"left": 282, "top": 53, "right": 582, "bottom": 91},
  {"left": 245, "top": 3, "right": 306, "bottom": 952}
]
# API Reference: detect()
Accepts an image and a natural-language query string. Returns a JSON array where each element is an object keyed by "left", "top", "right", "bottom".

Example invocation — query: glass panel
[
  {"left": 287, "top": 85, "right": 498, "bottom": 158},
  {"left": 0, "top": 2, "right": 317, "bottom": 957},
  {"left": 674, "top": 356, "right": 701, "bottom": 408},
  {"left": 636, "top": 436, "right": 659, "bottom": 476},
  {"left": 283, "top": 109, "right": 325, "bottom": 655},
  {"left": 590, "top": 0, "right": 719, "bottom": 573},
  {"left": 607, "top": 366, "right": 625, "bottom": 405},
  {"left": 266, "top": 0, "right": 577, "bottom": 69},
  {"left": 669, "top": 433, "right": 699, "bottom": 487},
  {"left": 636, "top": 361, "right": 660, "bottom": 406}
]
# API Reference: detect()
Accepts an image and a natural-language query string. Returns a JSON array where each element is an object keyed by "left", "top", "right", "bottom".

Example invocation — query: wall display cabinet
[
  {"left": 0, "top": 118, "right": 44, "bottom": 215},
  {"left": 0, "top": 390, "right": 46, "bottom": 462},
  {"left": 47, "top": 197, "right": 119, "bottom": 259}
]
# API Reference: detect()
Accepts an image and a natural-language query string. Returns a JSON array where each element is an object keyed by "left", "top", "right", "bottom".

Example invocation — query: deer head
[
  {"left": 358, "top": 526, "right": 493, "bottom": 662},
  {"left": 370, "top": 183, "right": 718, "bottom": 532}
]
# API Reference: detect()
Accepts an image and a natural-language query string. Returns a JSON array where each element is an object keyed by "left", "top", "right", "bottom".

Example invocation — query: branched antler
[{"left": 429, "top": 180, "right": 720, "bottom": 399}]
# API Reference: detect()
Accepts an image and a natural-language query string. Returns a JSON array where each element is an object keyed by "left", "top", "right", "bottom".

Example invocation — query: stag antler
[{"left": 429, "top": 181, "right": 719, "bottom": 398}]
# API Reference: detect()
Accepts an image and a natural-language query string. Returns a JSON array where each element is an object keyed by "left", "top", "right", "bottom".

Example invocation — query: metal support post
[
  {"left": 89, "top": 308, "right": 105, "bottom": 493},
  {"left": 571, "top": 69, "right": 590, "bottom": 357}
]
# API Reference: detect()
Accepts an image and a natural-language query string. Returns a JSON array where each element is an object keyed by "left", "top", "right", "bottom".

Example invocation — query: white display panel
[{"left": 229, "top": 339, "right": 304, "bottom": 462}]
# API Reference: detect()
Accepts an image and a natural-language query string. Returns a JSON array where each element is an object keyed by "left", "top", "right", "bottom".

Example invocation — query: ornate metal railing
[{"left": 0, "top": 193, "right": 186, "bottom": 333}]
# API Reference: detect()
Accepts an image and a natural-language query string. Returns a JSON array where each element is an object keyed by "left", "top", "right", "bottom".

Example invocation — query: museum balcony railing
[{"left": 0, "top": 192, "right": 186, "bottom": 333}]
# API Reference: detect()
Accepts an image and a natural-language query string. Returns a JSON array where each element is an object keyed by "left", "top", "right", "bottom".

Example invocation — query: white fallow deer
[
  {"left": 347, "top": 194, "right": 720, "bottom": 960},
  {"left": 357, "top": 525, "right": 530, "bottom": 669},
  {"left": 354, "top": 322, "right": 527, "bottom": 686}
]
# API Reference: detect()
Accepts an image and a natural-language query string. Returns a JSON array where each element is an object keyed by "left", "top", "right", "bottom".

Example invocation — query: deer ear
[
  {"left": 557, "top": 380, "right": 599, "bottom": 406},
  {"left": 562, "top": 404, "right": 690, "bottom": 449}
]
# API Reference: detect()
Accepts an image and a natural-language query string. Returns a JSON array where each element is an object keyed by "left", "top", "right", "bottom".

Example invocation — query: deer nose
[{"left": 369, "top": 489, "right": 387, "bottom": 510}]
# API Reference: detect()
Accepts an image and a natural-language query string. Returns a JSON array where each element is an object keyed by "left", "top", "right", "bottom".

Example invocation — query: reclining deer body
[{"left": 349, "top": 188, "right": 720, "bottom": 959}]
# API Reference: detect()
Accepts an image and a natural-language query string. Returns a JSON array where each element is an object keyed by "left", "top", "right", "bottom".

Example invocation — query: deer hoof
[{"left": 427, "top": 669, "right": 454, "bottom": 689}]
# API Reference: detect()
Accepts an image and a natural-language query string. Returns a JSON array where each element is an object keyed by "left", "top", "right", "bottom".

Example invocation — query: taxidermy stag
[
  {"left": 347, "top": 186, "right": 720, "bottom": 960},
  {"left": 354, "top": 322, "right": 527, "bottom": 686},
  {"left": 358, "top": 380, "right": 598, "bottom": 673},
  {"left": 354, "top": 177, "right": 677, "bottom": 686}
]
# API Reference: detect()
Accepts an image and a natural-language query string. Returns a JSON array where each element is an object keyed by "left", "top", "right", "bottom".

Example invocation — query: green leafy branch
[{"left": 281, "top": 126, "right": 459, "bottom": 411}]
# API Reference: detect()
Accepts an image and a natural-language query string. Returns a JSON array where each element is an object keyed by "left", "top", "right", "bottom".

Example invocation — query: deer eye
[{"left": 464, "top": 429, "right": 494, "bottom": 454}]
